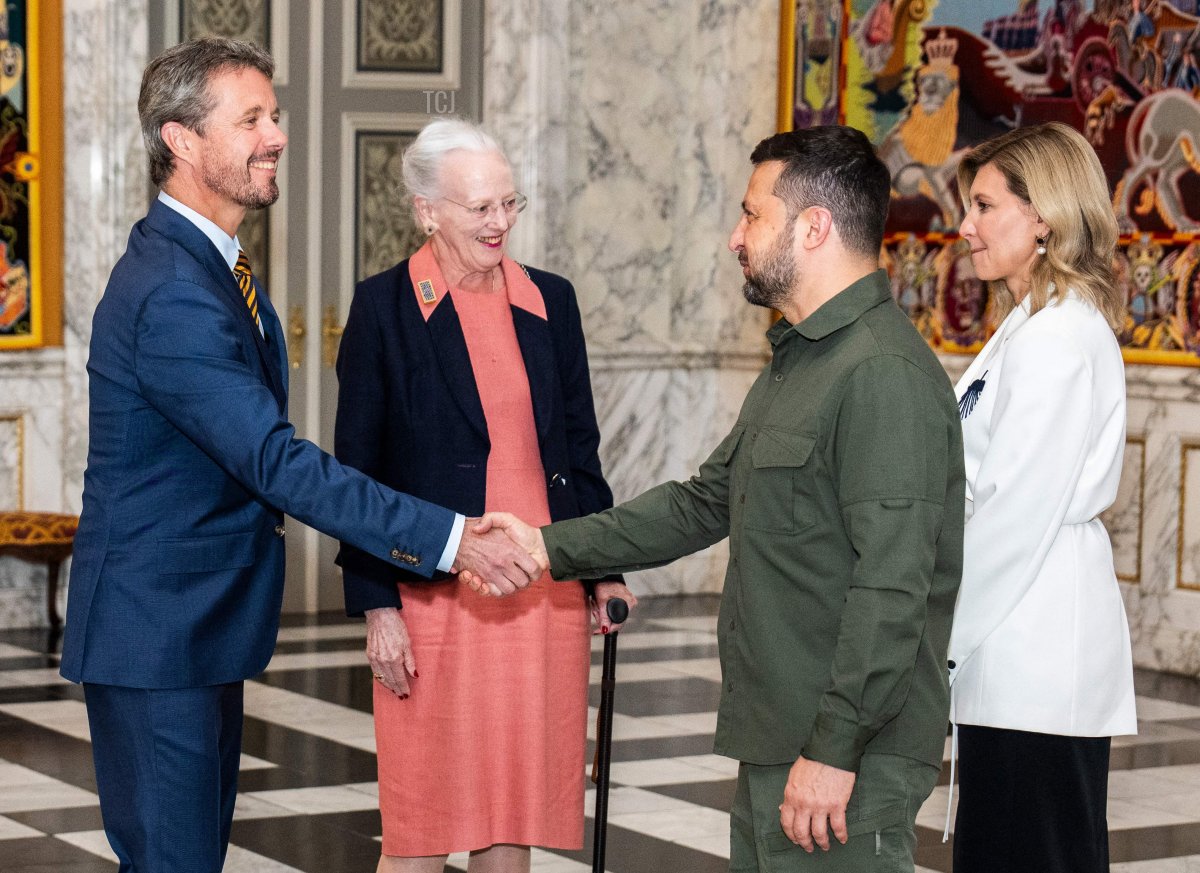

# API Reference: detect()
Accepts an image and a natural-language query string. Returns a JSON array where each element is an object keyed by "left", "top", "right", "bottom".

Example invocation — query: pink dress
[{"left": 374, "top": 246, "right": 591, "bottom": 856}]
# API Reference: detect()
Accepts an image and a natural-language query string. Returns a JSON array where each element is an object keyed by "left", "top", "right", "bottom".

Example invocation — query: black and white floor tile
[{"left": 2, "top": 595, "right": 1200, "bottom": 872}]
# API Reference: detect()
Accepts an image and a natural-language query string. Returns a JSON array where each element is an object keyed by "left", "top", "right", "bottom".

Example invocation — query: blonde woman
[{"left": 947, "top": 122, "right": 1136, "bottom": 873}]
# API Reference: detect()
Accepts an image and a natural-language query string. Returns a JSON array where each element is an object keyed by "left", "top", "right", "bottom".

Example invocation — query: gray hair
[
  {"left": 402, "top": 118, "right": 510, "bottom": 214},
  {"left": 139, "top": 37, "right": 275, "bottom": 187}
]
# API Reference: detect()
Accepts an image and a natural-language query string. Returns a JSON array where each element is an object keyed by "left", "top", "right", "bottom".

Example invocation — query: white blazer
[{"left": 947, "top": 290, "right": 1137, "bottom": 737}]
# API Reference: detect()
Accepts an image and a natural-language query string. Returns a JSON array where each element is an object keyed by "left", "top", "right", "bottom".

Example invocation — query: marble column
[
  {"left": 0, "top": 0, "right": 148, "bottom": 628},
  {"left": 62, "top": 0, "right": 151, "bottom": 512}
]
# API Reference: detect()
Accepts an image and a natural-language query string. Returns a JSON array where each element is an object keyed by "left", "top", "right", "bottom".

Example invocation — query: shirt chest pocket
[{"left": 743, "top": 428, "right": 818, "bottom": 535}]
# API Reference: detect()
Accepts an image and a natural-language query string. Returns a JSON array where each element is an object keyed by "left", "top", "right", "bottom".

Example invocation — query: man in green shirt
[{"left": 472, "top": 126, "right": 965, "bottom": 872}]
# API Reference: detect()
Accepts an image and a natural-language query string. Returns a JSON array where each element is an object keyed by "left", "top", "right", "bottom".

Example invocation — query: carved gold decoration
[
  {"left": 287, "top": 305, "right": 305, "bottom": 370},
  {"left": 322, "top": 306, "right": 344, "bottom": 369}
]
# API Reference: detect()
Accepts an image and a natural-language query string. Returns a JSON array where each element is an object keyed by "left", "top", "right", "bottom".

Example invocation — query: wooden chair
[{"left": 0, "top": 511, "right": 78, "bottom": 628}]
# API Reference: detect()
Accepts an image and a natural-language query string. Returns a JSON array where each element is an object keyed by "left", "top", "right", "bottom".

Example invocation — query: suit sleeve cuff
[{"left": 436, "top": 513, "right": 466, "bottom": 572}]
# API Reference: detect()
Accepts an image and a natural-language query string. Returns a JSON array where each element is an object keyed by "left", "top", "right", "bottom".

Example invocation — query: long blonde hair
[{"left": 957, "top": 122, "right": 1122, "bottom": 330}]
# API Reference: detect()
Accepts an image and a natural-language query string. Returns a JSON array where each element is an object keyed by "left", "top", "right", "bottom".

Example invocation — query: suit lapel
[
  {"left": 254, "top": 280, "right": 288, "bottom": 411},
  {"left": 502, "top": 258, "right": 553, "bottom": 443},
  {"left": 146, "top": 202, "right": 287, "bottom": 410},
  {"left": 404, "top": 246, "right": 490, "bottom": 441},
  {"left": 954, "top": 301, "right": 1030, "bottom": 396},
  {"left": 403, "top": 247, "right": 554, "bottom": 443},
  {"left": 513, "top": 306, "right": 554, "bottom": 442},
  {"left": 424, "top": 295, "right": 490, "bottom": 441}
]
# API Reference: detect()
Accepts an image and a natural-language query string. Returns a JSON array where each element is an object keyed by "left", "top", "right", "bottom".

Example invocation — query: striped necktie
[{"left": 234, "top": 249, "right": 262, "bottom": 332}]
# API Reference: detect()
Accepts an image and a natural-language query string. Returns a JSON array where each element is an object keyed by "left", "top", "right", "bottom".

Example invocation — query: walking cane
[{"left": 591, "top": 597, "right": 629, "bottom": 873}]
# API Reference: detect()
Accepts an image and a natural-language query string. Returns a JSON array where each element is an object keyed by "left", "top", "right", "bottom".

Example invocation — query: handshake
[{"left": 451, "top": 512, "right": 549, "bottom": 597}]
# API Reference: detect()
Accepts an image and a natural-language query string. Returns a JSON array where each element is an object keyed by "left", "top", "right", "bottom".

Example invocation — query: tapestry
[
  {"left": 0, "top": 2, "right": 33, "bottom": 346},
  {"left": 782, "top": 0, "right": 1200, "bottom": 364}
]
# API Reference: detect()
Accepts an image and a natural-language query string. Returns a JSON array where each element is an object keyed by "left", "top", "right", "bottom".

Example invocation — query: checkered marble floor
[{"left": 2, "top": 594, "right": 1200, "bottom": 872}]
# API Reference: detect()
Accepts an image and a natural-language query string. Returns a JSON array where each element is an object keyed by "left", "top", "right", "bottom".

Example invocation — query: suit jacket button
[
  {"left": 274, "top": 524, "right": 285, "bottom": 537},
  {"left": 550, "top": 473, "right": 567, "bottom": 488},
  {"left": 391, "top": 548, "right": 401, "bottom": 559},
  {"left": 407, "top": 555, "right": 420, "bottom": 565},
  {"left": 947, "top": 660, "right": 956, "bottom": 669}
]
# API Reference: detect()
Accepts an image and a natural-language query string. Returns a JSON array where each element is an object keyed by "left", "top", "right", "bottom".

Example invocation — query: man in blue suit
[{"left": 60, "top": 38, "right": 542, "bottom": 873}]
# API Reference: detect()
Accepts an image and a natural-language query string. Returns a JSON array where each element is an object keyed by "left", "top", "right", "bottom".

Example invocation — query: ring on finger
[{"left": 372, "top": 673, "right": 384, "bottom": 682}]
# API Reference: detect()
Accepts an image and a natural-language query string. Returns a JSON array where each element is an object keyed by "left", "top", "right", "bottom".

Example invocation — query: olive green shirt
[{"left": 544, "top": 270, "right": 964, "bottom": 773}]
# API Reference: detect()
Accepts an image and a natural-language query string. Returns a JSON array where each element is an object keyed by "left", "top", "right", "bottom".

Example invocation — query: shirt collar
[
  {"left": 791, "top": 269, "right": 893, "bottom": 342},
  {"left": 157, "top": 191, "right": 243, "bottom": 271},
  {"left": 767, "top": 314, "right": 795, "bottom": 348},
  {"left": 407, "top": 240, "right": 548, "bottom": 323}
]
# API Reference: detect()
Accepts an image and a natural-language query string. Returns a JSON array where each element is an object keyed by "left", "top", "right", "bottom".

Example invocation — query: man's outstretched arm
[{"left": 464, "top": 423, "right": 743, "bottom": 593}]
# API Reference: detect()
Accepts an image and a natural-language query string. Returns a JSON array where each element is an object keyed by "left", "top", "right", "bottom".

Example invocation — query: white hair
[{"left": 401, "top": 117, "right": 509, "bottom": 203}]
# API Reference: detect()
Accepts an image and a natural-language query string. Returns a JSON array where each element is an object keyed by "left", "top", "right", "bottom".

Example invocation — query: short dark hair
[
  {"left": 139, "top": 38, "right": 275, "bottom": 186},
  {"left": 750, "top": 126, "right": 891, "bottom": 257}
]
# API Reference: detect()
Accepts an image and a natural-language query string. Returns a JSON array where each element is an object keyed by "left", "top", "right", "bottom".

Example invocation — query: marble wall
[
  {"left": 1119, "top": 365, "right": 1200, "bottom": 676},
  {"left": 62, "top": 0, "right": 151, "bottom": 511}
]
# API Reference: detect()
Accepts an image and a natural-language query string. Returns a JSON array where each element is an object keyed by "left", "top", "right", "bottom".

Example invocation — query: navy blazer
[
  {"left": 61, "top": 201, "right": 456, "bottom": 688},
  {"left": 335, "top": 259, "right": 621, "bottom": 615}
]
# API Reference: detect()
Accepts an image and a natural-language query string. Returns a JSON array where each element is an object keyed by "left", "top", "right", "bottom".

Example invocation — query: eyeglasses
[{"left": 441, "top": 193, "right": 528, "bottom": 219}]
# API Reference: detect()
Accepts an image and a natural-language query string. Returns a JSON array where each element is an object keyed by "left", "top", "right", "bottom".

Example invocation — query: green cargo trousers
[{"left": 730, "top": 753, "right": 940, "bottom": 873}]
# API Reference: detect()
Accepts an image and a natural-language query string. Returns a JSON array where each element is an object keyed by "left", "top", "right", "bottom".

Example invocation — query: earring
[
  {"left": 426, "top": 225, "right": 435, "bottom": 235},
  {"left": 1036, "top": 236, "right": 1047, "bottom": 256}
]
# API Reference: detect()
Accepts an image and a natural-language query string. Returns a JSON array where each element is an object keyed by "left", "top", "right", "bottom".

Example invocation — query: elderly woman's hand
[
  {"left": 591, "top": 582, "right": 638, "bottom": 635},
  {"left": 365, "top": 607, "right": 416, "bottom": 697}
]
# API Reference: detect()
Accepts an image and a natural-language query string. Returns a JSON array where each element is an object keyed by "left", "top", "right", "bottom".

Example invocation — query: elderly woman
[
  {"left": 947, "top": 122, "right": 1137, "bottom": 873},
  {"left": 334, "top": 118, "right": 638, "bottom": 873}
]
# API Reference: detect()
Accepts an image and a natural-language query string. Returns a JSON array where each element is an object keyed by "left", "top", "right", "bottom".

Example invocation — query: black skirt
[{"left": 953, "top": 724, "right": 1111, "bottom": 873}]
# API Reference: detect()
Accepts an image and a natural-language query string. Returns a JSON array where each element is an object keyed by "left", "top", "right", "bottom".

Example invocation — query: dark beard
[{"left": 741, "top": 222, "right": 796, "bottom": 310}]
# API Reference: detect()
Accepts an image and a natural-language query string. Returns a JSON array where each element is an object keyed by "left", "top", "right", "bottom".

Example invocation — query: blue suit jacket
[
  {"left": 61, "top": 201, "right": 456, "bottom": 688},
  {"left": 335, "top": 259, "right": 620, "bottom": 616}
]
